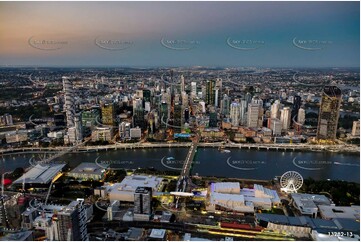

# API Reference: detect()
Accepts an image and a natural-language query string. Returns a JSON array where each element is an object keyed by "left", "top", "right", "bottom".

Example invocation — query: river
[{"left": 1, "top": 148, "right": 359, "bottom": 183}]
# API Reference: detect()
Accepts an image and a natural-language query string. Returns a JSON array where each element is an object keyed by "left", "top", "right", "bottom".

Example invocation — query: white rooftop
[
  {"left": 149, "top": 229, "right": 166, "bottom": 239},
  {"left": 13, "top": 164, "right": 65, "bottom": 184},
  {"left": 212, "top": 182, "right": 240, "bottom": 194},
  {"left": 106, "top": 175, "right": 163, "bottom": 202},
  {"left": 318, "top": 205, "right": 360, "bottom": 220}
]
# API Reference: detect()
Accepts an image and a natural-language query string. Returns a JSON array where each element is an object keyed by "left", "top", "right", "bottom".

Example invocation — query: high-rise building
[
  {"left": 180, "top": 75, "right": 185, "bottom": 93},
  {"left": 316, "top": 86, "right": 342, "bottom": 140},
  {"left": 206, "top": 80, "right": 216, "bottom": 106},
  {"left": 74, "top": 115, "right": 83, "bottom": 141},
  {"left": 159, "top": 102, "right": 168, "bottom": 128},
  {"left": 292, "top": 96, "right": 302, "bottom": 120},
  {"left": 247, "top": 103, "right": 260, "bottom": 128},
  {"left": 297, "top": 108, "right": 306, "bottom": 125},
  {"left": 240, "top": 99, "right": 247, "bottom": 126},
  {"left": 119, "top": 122, "right": 131, "bottom": 139},
  {"left": 63, "top": 77, "right": 75, "bottom": 128},
  {"left": 270, "top": 100, "right": 280, "bottom": 119},
  {"left": 181, "top": 91, "right": 188, "bottom": 108},
  {"left": 245, "top": 92, "right": 252, "bottom": 105},
  {"left": 269, "top": 118, "right": 282, "bottom": 136},
  {"left": 133, "top": 98, "right": 145, "bottom": 129},
  {"left": 352, "top": 120, "right": 360, "bottom": 137},
  {"left": 191, "top": 82, "right": 197, "bottom": 97},
  {"left": 209, "top": 109, "right": 218, "bottom": 128},
  {"left": 280, "top": 107, "right": 291, "bottom": 130},
  {"left": 173, "top": 103, "right": 183, "bottom": 131},
  {"left": 221, "top": 94, "right": 230, "bottom": 117},
  {"left": 134, "top": 187, "right": 152, "bottom": 221},
  {"left": 230, "top": 102, "right": 240, "bottom": 127},
  {"left": 101, "top": 103, "right": 116, "bottom": 126},
  {"left": 53, "top": 199, "right": 88, "bottom": 241}
]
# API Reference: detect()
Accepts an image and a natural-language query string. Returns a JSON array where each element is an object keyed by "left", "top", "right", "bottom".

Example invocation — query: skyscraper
[
  {"left": 247, "top": 103, "right": 260, "bottom": 128},
  {"left": 173, "top": 103, "right": 183, "bottom": 131},
  {"left": 62, "top": 77, "right": 75, "bottom": 128},
  {"left": 134, "top": 187, "right": 152, "bottom": 221},
  {"left": 270, "top": 100, "right": 280, "bottom": 119},
  {"left": 102, "top": 103, "right": 116, "bottom": 126},
  {"left": 316, "top": 86, "right": 342, "bottom": 140},
  {"left": 291, "top": 96, "right": 302, "bottom": 120},
  {"left": 191, "top": 82, "right": 197, "bottom": 97},
  {"left": 180, "top": 75, "right": 185, "bottom": 93},
  {"left": 240, "top": 99, "right": 247, "bottom": 126},
  {"left": 221, "top": 94, "right": 230, "bottom": 117},
  {"left": 297, "top": 108, "right": 306, "bottom": 125},
  {"left": 133, "top": 99, "right": 145, "bottom": 129},
  {"left": 280, "top": 107, "right": 291, "bottom": 130},
  {"left": 53, "top": 199, "right": 88, "bottom": 241},
  {"left": 206, "top": 80, "right": 216, "bottom": 106},
  {"left": 230, "top": 102, "right": 240, "bottom": 127}
]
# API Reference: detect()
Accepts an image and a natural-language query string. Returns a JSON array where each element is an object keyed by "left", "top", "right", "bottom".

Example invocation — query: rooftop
[
  {"left": 318, "top": 205, "right": 360, "bottom": 220},
  {"left": 13, "top": 164, "right": 66, "bottom": 184},
  {"left": 68, "top": 162, "right": 108, "bottom": 176}
]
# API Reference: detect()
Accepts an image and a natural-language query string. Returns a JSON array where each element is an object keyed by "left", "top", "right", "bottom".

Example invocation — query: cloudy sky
[{"left": 0, "top": 1, "right": 359, "bottom": 67}]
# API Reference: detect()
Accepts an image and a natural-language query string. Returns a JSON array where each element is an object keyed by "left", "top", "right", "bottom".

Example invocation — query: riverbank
[{"left": 0, "top": 142, "right": 359, "bottom": 155}]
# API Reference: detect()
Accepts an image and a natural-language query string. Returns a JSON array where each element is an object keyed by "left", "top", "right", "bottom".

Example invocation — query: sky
[{"left": 0, "top": 1, "right": 359, "bottom": 68}]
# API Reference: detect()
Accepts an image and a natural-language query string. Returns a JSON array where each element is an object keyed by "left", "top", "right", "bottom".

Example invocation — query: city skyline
[{"left": 0, "top": 2, "right": 359, "bottom": 68}]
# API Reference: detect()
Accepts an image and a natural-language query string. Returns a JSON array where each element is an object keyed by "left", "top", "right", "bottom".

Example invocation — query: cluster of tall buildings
[{"left": 59, "top": 72, "right": 346, "bottom": 144}]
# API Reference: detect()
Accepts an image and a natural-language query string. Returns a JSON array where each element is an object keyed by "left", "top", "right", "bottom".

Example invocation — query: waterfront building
[
  {"left": 280, "top": 107, "right": 291, "bottom": 130},
  {"left": 316, "top": 86, "right": 342, "bottom": 140},
  {"left": 247, "top": 103, "right": 260, "bottom": 128},
  {"left": 351, "top": 120, "right": 360, "bottom": 137},
  {"left": 130, "top": 127, "right": 142, "bottom": 139},
  {"left": 230, "top": 102, "right": 240, "bottom": 127},
  {"left": 207, "top": 183, "right": 280, "bottom": 213},
  {"left": 68, "top": 162, "right": 108, "bottom": 181},
  {"left": 270, "top": 100, "right": 280, "bottom": 119},
  {"left": 13, "top": 164, "right": 66, "bottom": 186},
  {"left": 91, "top": 127, "right": 113, "bottom": 142},
  {"left": 290, "top": 193, "right": 332, "bottom": 218},
  {"left": 297, "top": 108, "right": 306, "bottom": 125},
  {"left": 269, "top": 118, "right": 282, "bottom": 136},
  {"left": 119, "top": 122, "right": 131, "bottom": 139}
]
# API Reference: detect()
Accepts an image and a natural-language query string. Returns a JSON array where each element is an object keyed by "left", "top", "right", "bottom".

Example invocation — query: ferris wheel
[{"left": 280, "top": 171, "right": 303, "bottom": 193}]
